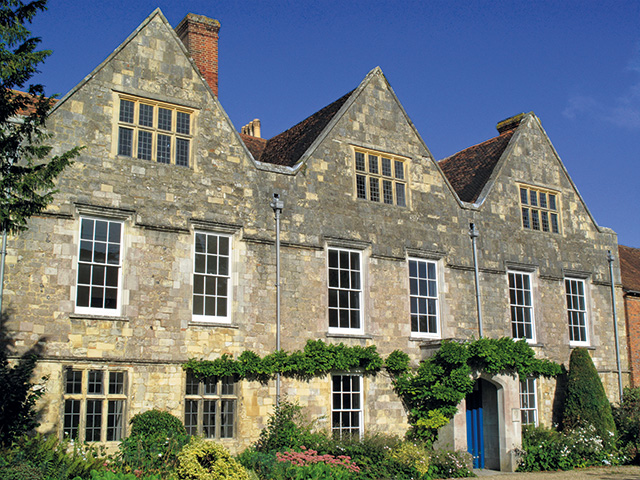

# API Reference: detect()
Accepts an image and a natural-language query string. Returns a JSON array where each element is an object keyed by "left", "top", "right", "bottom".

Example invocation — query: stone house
[
  {"left": 3, "top": 9, "right": 627, "bottom": 472},
  {"left": 619, "top": 245, "right": 640, "bottom": 387}
]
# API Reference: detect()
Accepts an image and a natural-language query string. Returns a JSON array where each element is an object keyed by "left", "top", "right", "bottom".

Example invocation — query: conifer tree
[
  {"left": 563, "top": 347, "right": 616, "bottom": 443},
  {"left": 0, "top": 0, "right": 81, "bottom": 234}
]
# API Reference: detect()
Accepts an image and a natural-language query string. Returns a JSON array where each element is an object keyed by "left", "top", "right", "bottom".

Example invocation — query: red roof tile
[
  {"left": 438, "top": 128, "right": 516, "bottom": 203},
  {"left": 239, "top": 133, "right": 267, "bottom": 160},
  {"left": 620, "top": 245, "right": 640, "bottom": 293},
  {"left": 249, "top": 90, "right": 353, "bottom": 167}
]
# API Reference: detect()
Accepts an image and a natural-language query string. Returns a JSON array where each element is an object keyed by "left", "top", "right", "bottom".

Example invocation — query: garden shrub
[
  {"left": 613, "top": 386, "right": 640, "bottom": 463},
  {"left": 119, "top": 409, "right": 189, "bottom": 476},
  {"left": 562, "top": 347, "right": 615, "bottom": 444},
  {"left": 0, "top": 433, "right": 106, "bottom": 480},
  {"left": 517, "top": 424, "right": 619, "bottom": 472},
  {"left": 254, "top": 399, "right": 314, "bottom": 453},
  {"left": 82, "top": 470, "right": 162, "bottom": 480},
  {"left": 390, "top": 441, "right": 430, "bottom": 477},
  {"left": 177, "top": 437, "right": 249, "bottom": 480},
  {"left": 428, "top": 450, "right": 474, "bottom": 478},
  {"left": 128, "top": 409, "right": 187, "bottom": 437}
]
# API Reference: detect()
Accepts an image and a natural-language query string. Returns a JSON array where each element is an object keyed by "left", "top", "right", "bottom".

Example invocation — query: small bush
[
  {"left": 254, "top": 399, "right": 313, "bottom": 453},
  {"left": 613, "top": 386, "right": 640, "bottom": 464},
  {"left": 119, "top": 409, "right": 189, "bottom": 476},
  {"left": 390, "top": 442, "right": 430, "bottom": 477},
  {"left": 563, "top": 348, "right": 616, "bottom": 444},
  {"left": 129, "top": 409, "right": 187, "bottom": 438},
  {"left": 428, "top": 450, "right": 474, "bottom": 478},
  {"left": 84, "top": 470, "right": 162, "bottom": 480},
  {"left": 0, "top": 433, "right": 107, "bottom": 480},
  {"left": 177, "top": 437, "right": 249, "bottom": 480},
  {"left": 517, "top": 424, "right": 619, "bottom": 472}
]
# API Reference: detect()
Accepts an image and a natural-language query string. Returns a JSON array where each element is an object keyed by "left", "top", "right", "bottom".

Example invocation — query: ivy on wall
[{"left": 183, "top": 337, "right": 562, "bottom": 443}]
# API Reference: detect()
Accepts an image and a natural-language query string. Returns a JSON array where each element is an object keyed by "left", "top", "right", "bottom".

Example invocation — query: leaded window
[
  {"left": 355, "top": 149, "right": 407, "bottom": 206},
  {"left": 117, "top": 97, "right": 192, "bottom": 167},
  {"left": 184, "top": 372, "right": 236, "bottom": 439},
  {"left": 519, "top": 185, "right": 560, "bottom": 233}
]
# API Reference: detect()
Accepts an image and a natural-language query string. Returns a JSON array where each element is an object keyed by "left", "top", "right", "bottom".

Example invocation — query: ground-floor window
[
  {"left": 331, "top": 374, "right": 362, "bottom": 439},
  {"left": 519, "top": 378, "right": 538, "bottom": 425},
  {"left": 63, "top": 368, "right": 127, "bottom": 441},
  {"left": 184, "top": 372, "right": 236, "bottom": 439}
]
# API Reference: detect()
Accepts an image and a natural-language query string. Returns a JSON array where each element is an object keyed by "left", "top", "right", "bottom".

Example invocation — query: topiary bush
[
  {"left": 177, "top": 437, "right": 249, "bottom": 480},
  {"left": 119, "top": 409, "right": 189, "bottom": 476},
  {"left": 562, "top": 347, "right": 616, "bottom": 444},
  {"left": 129, "top": 409, "right": 187, "bottom": 437}
]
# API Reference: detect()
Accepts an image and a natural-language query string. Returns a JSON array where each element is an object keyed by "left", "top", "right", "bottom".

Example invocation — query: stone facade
[{"left": 3, "top": 9, "right": 628, "bottom": 471}]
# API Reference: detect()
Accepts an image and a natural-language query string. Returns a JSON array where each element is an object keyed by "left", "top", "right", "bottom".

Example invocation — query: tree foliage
[
  {"left": 562, "top": 347, "right": 615, "bottom": 443},
  {"left": 0, "top": 0, "right": 81, "bottom": 234}
]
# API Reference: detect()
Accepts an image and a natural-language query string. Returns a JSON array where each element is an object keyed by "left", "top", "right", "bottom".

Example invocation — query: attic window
[
  {"left": 354, "top": 148, "right": 407, "bottom": 207},
  {"left": 519, "top": 185, "right": 560, "bottom": 233},
  {"left": 116, "top": 96, "right": 193, "bottom": 167}
]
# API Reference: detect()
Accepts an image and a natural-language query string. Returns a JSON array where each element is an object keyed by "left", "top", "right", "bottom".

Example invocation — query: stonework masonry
[{"left": 3, "top": 8, "right": 629, "bottom": 469}]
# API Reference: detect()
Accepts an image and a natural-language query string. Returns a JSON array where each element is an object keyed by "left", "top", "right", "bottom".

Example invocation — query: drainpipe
[
  {"left": 270, "top": 193, "right": 284, "bottom": 405},
  {"left": 469, "top": 223, "right": 483, "bottom": 338},
  {"left": 0, "top": 226, "right": 6, "bottom": 316},
  {"left": 607, "top": 250, "right": 623, "bottom": 401}
]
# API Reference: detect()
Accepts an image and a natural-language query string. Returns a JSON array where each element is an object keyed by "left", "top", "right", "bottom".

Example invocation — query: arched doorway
[{"left": 466, "top": 378, "right": 500, "bottom": 470}]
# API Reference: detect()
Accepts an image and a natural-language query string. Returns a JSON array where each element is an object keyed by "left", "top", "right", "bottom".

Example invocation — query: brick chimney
[{"left": 176, "top": 13, "right": 221, "bottom": 97}]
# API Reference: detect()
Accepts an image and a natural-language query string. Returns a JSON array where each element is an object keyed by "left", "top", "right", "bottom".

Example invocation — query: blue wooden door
[{"left": 466, "top": 384, "right": 484, "bottom": 469}]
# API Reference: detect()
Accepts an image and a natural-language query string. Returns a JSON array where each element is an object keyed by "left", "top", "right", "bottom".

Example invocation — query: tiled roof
[
  {"left": 239, "top": 133, "right": 267, "bottom": 160},
  {"left": 619, "top": 245, "right": 640, "bottom": 293},
  {"left": 438, "top": 128, "right": 516, "bottom": 203},
  {"left": 10, "top": 89, "right": 56, "bottom": 115},
  {"left": 246, "top": 90, "right": 354, "bottom": 167}
]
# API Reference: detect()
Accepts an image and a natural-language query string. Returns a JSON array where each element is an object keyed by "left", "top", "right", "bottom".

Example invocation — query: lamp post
[
  {"left": 469, "top": 223, "right": 483, "bottom": 338},
  {"left": 270, "top": 193, "right": 284, "bottom": 405},
  {"left": 607, "top": 250, "right": 623, "bottom": 401}
]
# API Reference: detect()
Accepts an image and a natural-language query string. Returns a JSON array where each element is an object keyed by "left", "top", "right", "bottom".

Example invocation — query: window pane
[
  {"left": 176, "top": 111, "right": 190, "bottom": 135},
  {"left": 396, "top": 183, "right": 406, "bottom": 207},
  {"left": 119, "top": 99, "right": 134, "bottom": 123},
  {"left": 64, "top": 399, "right": 80, "bottom": 439},
  {"left": 107, "top": 400, "right": 125, "bottom": 441},
  {"left": 137, "top": 130, "right": 152, "bottom": 160},
  {"left": 369, "top": 177, "right": 379, "bottom": 202},
  {"left": 381, "top": 158, "right": 392, "bottom": 176},
  {"left": 158, "top": 108, "right": 172, "bottom": 131},
  {"left": 139, "top": 103, "right": 153, "bottom": 127},
  {"left": 176, "top": 138, "right": 189, "bottom": 167},
  {"left": 88, "top": 370, "right": 103, "bottom": 394},
  {"left": 85, "top": 399, "right": 102, "bottom": 441},
  {"left": 394, "top": 160, "right": 404, "bottom": 180},
  {"left": 356, "top": 175, "right": 366, "bottom": 199},
  {"left": 157, "top": 134, "right": 171, "bottom": 164},
  {"left": 118, "top": 128, "right": 133, "bottom": 156},
  {"left": 368, "top": 155, "right": 378, "bottom": 174},
  {"left": 355, "top": 152, "right": 365, "bottom": 171}
]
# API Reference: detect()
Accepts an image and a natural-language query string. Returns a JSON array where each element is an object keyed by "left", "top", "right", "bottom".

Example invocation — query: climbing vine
[{"left": 183, "top": 337, "right": 562, "bottom": 444}]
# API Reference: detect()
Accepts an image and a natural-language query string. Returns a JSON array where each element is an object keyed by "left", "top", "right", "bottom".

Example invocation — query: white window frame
[
  {"left": 565, "top": 277, "right": 589, "bottom": 346},
  {"left": 508, "top": 270, "right": 536, "bottom": 343},
  {"left": 327, "top": 248, "right": 364, "bottom": 335},
  {"left": 62, "top": 367, "right": 128, "bottom": 442},
  {"left": 75, "top": 217, "right": 123, "bottom": 316},
  {"left": 519, "top": 378, "right": 538, "bottom": 426},
  {"left": 408, "top": 258, "right": 440, "bottom": 338},
  {"left": 192, "top": 232, "right": 232, "bottom": 323},
  {"left": 184, "top": 372, "right": 237, "bottom": 439},
  {"left": 331, "top": 374, "right": 363, "bottom": 439}
]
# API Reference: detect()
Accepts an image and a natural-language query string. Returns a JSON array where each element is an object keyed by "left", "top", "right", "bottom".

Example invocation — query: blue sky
[{"left": 29, "top": 1, "right": 640, "bottom": 247}]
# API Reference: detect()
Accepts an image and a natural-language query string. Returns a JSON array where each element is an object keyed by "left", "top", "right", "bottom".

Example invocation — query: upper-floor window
[
  {"left": 76, "top": 218, "right": 123, "bottom": 316},
  {"left": 355, "top": 149, "right": 406, "bottom": 207},
  {"left": 508, "top": 271, "right": 535, "bottom": 342},
  {"left": 117, "top": 97, "right": 192, "bottom": 167},
  {"left": 519, "top": 185, "right": 559, "bottom": 233},
  {"left": 408, "top": 258, "right": 439, "bottom": 337},
  {"left": 328, "top": 248, "right": 362, "bottom": 334},
  {"left": 565, "top": 278, "right": 588, "bottom": 345},
  {"left": 63, "top": 368, "right": 127, "bottom": 442},
  {"left": 184, "top": 372, "right": 236, "bottom": 439},
  {"left": 193, "top": 232, "right": 231, "bottom": 323}
]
